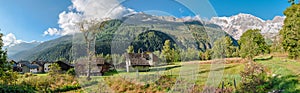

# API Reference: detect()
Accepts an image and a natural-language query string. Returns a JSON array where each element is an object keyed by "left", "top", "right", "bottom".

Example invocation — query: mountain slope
[
  {"left": 10, "top": 13, "right": 236, "bottom": 61},
  {"left": 10, "top": 35, "right": 73, "bottom": 61},
  {"left": 5, "top": 41, "right": 41, "bottom": 57}
]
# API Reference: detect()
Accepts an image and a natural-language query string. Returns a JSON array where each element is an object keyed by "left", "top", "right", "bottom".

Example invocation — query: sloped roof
[
  {"left": 56, "top": 61, "right": 74, "bottom": 67},
  {"left": 17, "top": 60, "right": 30, "bottom": 65},
  {"left": 125, "top": 53, "right": 150, "bottom": 66},
  {"left": 75, "top": 57, "right": 105, "bottom": 65},
  {"left": 24, "top": 64, "right": 39, "bottom": 69},
  {"left": 74, "top": 57, "right": 107, "bottom": 73},
  {"left": 31, "top": 61, "right": 56, "bottom": 67},
  {"left": 130, "top": 58, "right": 150, "bottom": 66}
]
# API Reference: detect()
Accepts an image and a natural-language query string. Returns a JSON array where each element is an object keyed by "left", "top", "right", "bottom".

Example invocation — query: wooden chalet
[
  {"left": 124, "top": 52, "right": 159, "bottom": 72},
  {"left": 75, "top": 57, "right": 113, "bottom": 76}
]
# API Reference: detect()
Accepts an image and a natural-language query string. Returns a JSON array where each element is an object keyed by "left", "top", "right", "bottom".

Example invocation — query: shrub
[
  {"left": 24, "top": 73, "right": 33, "bottom": 78},
  {"left": 0, "top": 71, "right": 18, "bottom": 84},
  {"left": 0, "top": 84, "right": 36, "bottom": 93},
  {"left": 103, "top": 75, "right": 178, "bottom": 92},
  {"left": 238, "top": 61, "right": 300, "bottom": 92},
  {"left": 204, "top": 49, "right": 212, "bottom": 60},
  {"left": 238, "top": 62, "right": 269, "bottom": 93},
  {"left": 66, "top": 68, "right": 75, "bottom": 76},
  {"left": 253, "top": 55, "right": 273, "bottom": 61},
  {"left": 53, "top": 84, "right": 81, "bottom": 92},
  {"left": 48, "top": 63, "right": 61, "bottom": 76},
  {"left": 18, "top": 74, "right": 79, "bottom": 92}
]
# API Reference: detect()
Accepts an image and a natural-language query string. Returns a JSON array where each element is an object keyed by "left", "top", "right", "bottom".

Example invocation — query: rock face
[{"left": 209, "top": 13, "right": 285, "bottom": 40}]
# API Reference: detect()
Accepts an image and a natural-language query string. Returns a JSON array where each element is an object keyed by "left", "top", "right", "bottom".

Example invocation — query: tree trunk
[{"left": 86, "top": 41, "right": 92, "bottom": 81}]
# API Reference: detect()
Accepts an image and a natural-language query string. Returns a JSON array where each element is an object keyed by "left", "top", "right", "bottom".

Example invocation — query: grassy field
[
  {"left": 67, "top": 56, "right": 300, "bottom": 92},
  {"left": 34, "top": 73, "right": 48, "bottom": 76},
  {"left": 256, "top": 57, "right": 300, "bottom": 92},
  {"left": 76, "top": 59, "right": 245, "bottom": 92}
]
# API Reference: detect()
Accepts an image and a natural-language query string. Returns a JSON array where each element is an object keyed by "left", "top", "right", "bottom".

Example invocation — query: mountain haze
[{"left": 5, "top": 41, "right": 41, "bottom": 58}]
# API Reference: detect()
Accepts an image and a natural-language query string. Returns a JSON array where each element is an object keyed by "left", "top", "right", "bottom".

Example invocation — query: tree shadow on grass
[
  {"left": 198, "top": 64, "right": 239, "bottom": 74},
  {"left": 148, "top": 65, "right": 182, "bottom": 72},
  {"left": 267, "top": 75, "right": 300, "bottom": 93},
  {"left": 103, "top": 69, "right": 119, "bottom": 76},
  {"left": 102, "top": 65, "right": 182, "bottom": 76}
]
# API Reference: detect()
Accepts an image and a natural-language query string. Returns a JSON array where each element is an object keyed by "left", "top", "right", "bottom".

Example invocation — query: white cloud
[
  {"left": 44, "top": 0, "right": 136, "bottom": 36},
  {"left": 2, "top": 33, "right": 23, "bottom": 47},
  {"left": 43, "top": 28, "right": 61, "bottom": 36}
]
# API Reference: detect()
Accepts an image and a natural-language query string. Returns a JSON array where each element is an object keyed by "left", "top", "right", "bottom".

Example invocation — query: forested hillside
[{"left": 11, "top": 14, "right": 237, "bottom": 61}]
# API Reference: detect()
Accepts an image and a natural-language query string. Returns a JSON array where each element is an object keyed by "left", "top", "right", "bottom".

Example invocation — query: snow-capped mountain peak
[{"left": 209, "top": 13, "right": 284, "bottom": 39}]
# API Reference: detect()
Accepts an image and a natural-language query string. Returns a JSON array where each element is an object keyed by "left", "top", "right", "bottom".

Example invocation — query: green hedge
[
  {"left": 253, "top": 55, "right": 273, "bottom": 61},
  {"left": 53, "top": 84, "right": 81, "bottom": 92},
  {"left": 0, "top": 84, "right": 36, "bottom": 93}
]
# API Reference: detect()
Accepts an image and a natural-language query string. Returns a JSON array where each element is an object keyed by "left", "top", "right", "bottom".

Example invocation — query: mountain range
[
  {"left": 7, "top": 13, "right": 284, "bottom": 61},
  {"left": 4, "top": 41, "right": 41, "bottom": 57},
  {"left": 210, "top": 13, "right": 285, "bottom": 40}
]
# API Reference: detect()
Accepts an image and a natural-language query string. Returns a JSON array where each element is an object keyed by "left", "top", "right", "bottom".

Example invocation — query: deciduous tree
[
  {"left": 239, "top": 29, "right": 270, "bottom": 59},
  {"left": 127, "top": 45, "right": 134, "bottom": 53},
  {"left": 78, "top": 18, "right": 109, "bottom": 80},
  {"left": 280, "top": 4, "right": 300, "bottom": 59},
  {"left": 161, "top": 40, "right": 172, "bottom": 63},
  {"left": 212, "top": 36, "right": 238, "bottom": 58}
]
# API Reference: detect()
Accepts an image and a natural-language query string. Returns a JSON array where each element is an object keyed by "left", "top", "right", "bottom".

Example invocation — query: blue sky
[
  {"left": 0, "top": 0, "right": 293, "bottom": 45},
  {"left": 0, "top": 0, "right": 71, "bottom": 42}
]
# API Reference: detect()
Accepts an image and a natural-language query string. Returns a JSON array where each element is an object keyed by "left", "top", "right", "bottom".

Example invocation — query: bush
[
  {"left": 53, "top": 84, "right": 81, "bottom": 92},
  {"left": 238, "top": 62, "right": 269, "bottom": 93},
  {"left": 48, "top": 63, "right": 61, "bottom": 76},
  {"left": 0, "top": 84, "right": 36, "bottom": 93},
  {"left": 66, "top": 68, "right": 75, "bottom": 76},
  {"left": 24, "top": 73, "right": 33, "bottom": 78},
  {"left": 253, "top": 55, "right": 273, "bottom": 61},
  {"left": 238, "top": 61, "right": 300, "bottom": 92},
  {"left": 204, "top": 49, "right": 212, "bottom": 60},
  {"left": 0, "top": 71, "right": 18, "bottom": 84},
  {"left": 18, "top": 74, "right": 79, "bottom": 92},
  {"left": 103, "top": 75, "right": 178, "bottom": 92}
]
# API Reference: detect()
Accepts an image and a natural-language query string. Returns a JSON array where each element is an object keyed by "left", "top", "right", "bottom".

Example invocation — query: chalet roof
[
  {"left": 13, "top": 64, "right": 17, "bottom": 67},
  {"left": 130, "top": 58, "right": 150, "bottom": 66},
  {"left": 75, "top": 57, "right": 105, "bottom": 66},
  {"left": 17, "top": 60, "right": 30, "bottom": 65},
  {"left": 126, "top": 53, "right": 149, "bottom": 59},
  {"left": 56, "top": 61, "right": 74, "bottom": 67},
  {"left": 32, "top": 61, "right": 44, "bottom": 66},
  {"left": 24, "top": 64, "right": 39, "bottom": 69},
  {"left": 74, "top": 57, "right": 108, "bottom": 73},
  {"left": 125, "top": 53, "right": 150, "bottom": 66}
]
